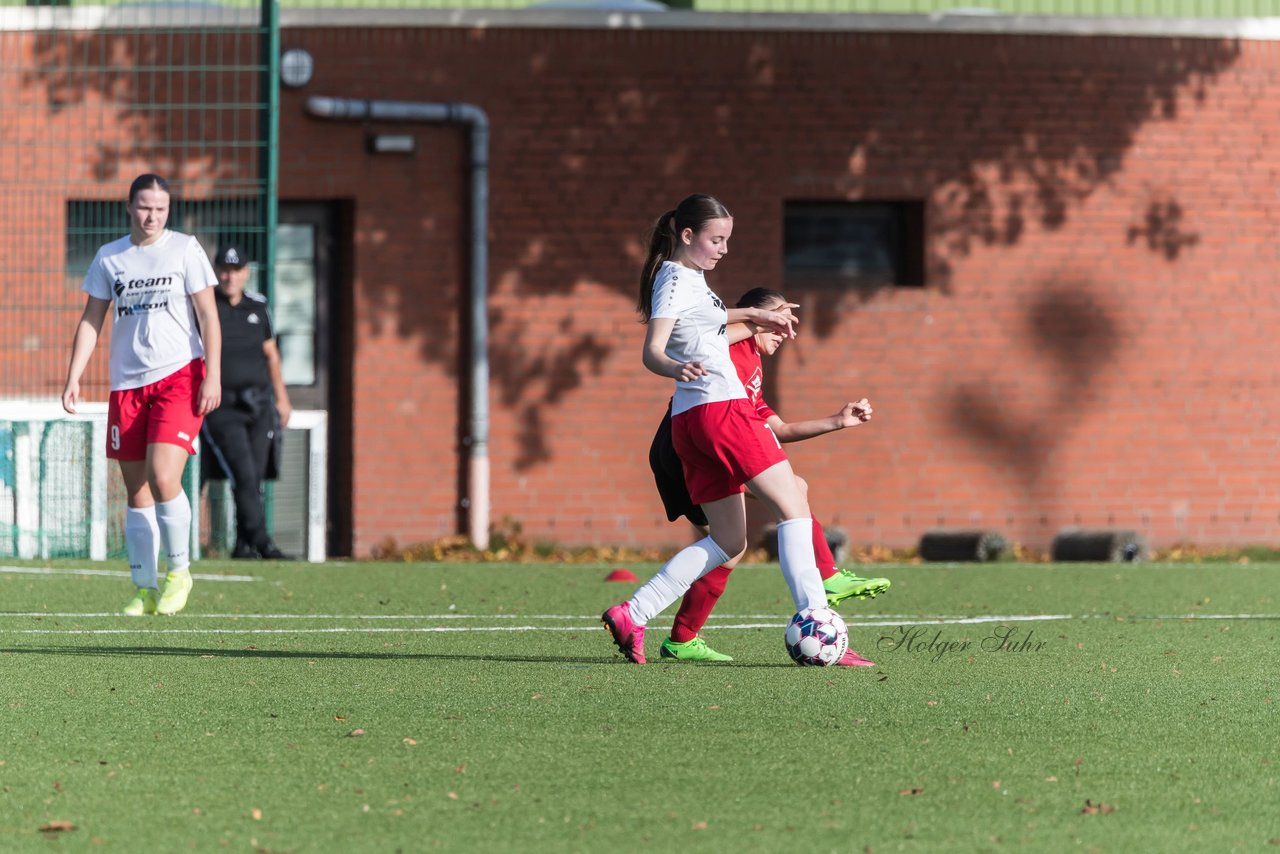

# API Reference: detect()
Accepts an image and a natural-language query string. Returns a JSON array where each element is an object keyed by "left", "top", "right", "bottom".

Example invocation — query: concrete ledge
[{"left": 5, "top": 6, "right": 1280, "bottom": 40}]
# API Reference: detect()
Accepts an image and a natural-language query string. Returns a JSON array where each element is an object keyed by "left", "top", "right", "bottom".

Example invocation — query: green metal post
[
  {"left": 261, "top": 0, "right": 281, "bottom": 538},
  {"left": 261, "top": 0, "right": 280, "bottom": 302}
]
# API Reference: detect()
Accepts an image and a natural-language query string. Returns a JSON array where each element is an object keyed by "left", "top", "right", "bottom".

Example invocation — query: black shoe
[
  {"left": 231, "top": 541, "right": 259, "bottom": 560},
  {"left": 258, "top": 542, "right": 293, "bottom": 560}
]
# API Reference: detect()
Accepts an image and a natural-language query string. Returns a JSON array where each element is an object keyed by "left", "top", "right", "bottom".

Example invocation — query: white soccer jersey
[
  {"left": 82, "top": 230, "right": 217, "bottom": 390},
  {"left": 650, "top": 260, "right": 746, "bottom": 415}
]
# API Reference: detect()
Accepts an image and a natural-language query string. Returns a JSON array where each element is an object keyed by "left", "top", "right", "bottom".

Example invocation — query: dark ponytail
[{"left": 636, "top": 193, "right": 732, "bottom": 321}]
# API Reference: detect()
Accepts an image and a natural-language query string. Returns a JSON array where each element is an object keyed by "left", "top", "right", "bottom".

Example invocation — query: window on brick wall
[{"left": 783, "top": 200, "right": 924, "bottom": 291}]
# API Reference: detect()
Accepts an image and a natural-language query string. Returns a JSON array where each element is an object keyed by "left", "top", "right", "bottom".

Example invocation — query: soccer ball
[{"left": 784, "top": 606, "right": 849, "bottom": 666}]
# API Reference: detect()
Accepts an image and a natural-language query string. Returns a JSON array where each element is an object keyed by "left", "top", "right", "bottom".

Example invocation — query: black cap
[{"left": 214, "top": 243, "right": 249, "bottom": 268}]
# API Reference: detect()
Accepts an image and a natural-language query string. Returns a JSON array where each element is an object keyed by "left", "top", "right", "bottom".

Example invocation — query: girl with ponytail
[{"left": 602, "top": 194, "right": 843, "bottom": 665}]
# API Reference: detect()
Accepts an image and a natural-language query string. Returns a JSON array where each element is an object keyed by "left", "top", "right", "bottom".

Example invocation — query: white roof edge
[{"left": 3, "top": 5, "right": 1280, "bottom": 40}]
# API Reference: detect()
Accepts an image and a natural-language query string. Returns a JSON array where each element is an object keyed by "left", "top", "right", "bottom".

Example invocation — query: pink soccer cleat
[
  {"left": 837, "top": 647, "right": 876, "bottom": 667},
  {"left": 602, "top": 602, "right": 647, "bottom": 664}
]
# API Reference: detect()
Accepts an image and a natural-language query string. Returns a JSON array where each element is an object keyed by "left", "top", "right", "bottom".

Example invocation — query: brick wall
[
  {"left": 282, "top": 26, "right": 1280, "bottom": 554},
  {"left": 8, "top": 22, "right": 1280, "bottom": 554}
]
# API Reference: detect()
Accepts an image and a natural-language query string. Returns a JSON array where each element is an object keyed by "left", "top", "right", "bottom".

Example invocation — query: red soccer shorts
[
  {"left": 671, "top": 397, "right": 788, "bottom": 506},
  {"left": 106, "top": 359, "right": 207, "bottom": 460}
]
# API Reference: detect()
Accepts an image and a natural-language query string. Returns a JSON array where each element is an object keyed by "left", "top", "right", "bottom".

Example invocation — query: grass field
[{"left": 1, "top": 558, "right": 1278, "bottom": 852}]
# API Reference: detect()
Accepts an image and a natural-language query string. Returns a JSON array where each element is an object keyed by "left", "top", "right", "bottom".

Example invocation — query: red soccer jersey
[{"left": 729, "top": 338, "right": 778, "bottom": 423}]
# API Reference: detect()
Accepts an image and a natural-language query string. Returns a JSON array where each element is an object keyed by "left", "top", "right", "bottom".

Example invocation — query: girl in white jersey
[
  {"left": 602, "top": 193, "right": 831, "bottom": 664},
  {"left": 61, "top": 174, "right": 222, "bottom": 617}
]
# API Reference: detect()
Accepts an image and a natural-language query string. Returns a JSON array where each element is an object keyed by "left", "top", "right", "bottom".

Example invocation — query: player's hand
[
  {"left": 756, "top": 309, "right": 799, "bottom": 339},
  {"left": 675, "top": 361, "right": 708, "bottom": 382},
  {"left": 837, "top": 398, "right": 873, "bottom": 427},
  {"left": 278, "top": 400, "right": 293, "bottom": 428},
  {"left": 61, "top": 381, "right": 79, "bottom": 415},
  {"left": 197, "top": 377, "right": 222, "bottom": 416}
]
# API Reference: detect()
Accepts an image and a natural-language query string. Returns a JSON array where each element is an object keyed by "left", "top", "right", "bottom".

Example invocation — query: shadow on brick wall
[
  {"left": 23, "top": 27, "right": 261, "bottom": 188},
  {"left": 946, "top": 281, "right": 1121, "bottom": 544},
  {"left": 478, "top": 32, "right": 1238, "bottom": 468},
  {"left": 20, "top": 27, "right": 1240, "bottom": 480}
]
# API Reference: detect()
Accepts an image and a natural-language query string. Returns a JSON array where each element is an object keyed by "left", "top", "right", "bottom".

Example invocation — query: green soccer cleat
[
  {"left": 122, "top": 587, "right": 158, "bottom": 617},
  {"left": 156, "top": 570, "right": 193, "bottom": 616},
  {"left": 824, "top": 569, "right": 891, "bottom": 607},
  {"left": 659, "top": 636, "right": 734, "bottom": 662}
]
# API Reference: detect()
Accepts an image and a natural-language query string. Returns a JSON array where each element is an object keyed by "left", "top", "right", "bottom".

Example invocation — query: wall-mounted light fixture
[
  {"left": 367, "top": 134, "right": 416, "bottom": 155},
  {"left": 280, "top": 48, "right": 315, "bottom": 88}
]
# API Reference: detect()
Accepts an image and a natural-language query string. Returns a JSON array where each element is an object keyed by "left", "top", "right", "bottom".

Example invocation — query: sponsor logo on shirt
[
  {"left": 744, "top": 366, "right": 764, "bottom": 403},
  {"left": 113, "top": 275, "right": 174, "bottom": 297},
  {"left": 248, "top": 313, "right": 260, "bottom": 324},
  {"left": 117, "top": 299, "right": 168, "bottom": 317}
]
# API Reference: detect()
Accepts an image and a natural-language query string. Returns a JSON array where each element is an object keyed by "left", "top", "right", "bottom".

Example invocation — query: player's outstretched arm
[
  {"left": 770, "top": 398, "right": 873, "bottom": 443},
  {"left": 727, "top": 305, "right": 799, "bottom": 339}
]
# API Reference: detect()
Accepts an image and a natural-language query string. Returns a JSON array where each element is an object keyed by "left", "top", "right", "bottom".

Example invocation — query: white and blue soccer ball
[{"left": 785, "top": 606, "right": 849, "bottom": 666}]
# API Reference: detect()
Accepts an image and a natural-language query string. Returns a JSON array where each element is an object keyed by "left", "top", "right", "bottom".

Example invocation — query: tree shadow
[
  {"left": 1127, "top": 197, "right": 1201, "bottom": 260},
  {"left": 946, "top": 281, "right": 1123, "bottom": 543},
  {"left": 24, "top": 24, "right": 260, "bottom": 190},
  {"left": 20, "top": 25, "right": 1241, "bottom": 474},
  {"left": 469, "top": 33, "right": 1238, "bottom": 467}
]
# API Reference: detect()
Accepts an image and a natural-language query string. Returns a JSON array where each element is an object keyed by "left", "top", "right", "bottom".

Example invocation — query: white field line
[
  {"left": 1, "top": 611, "right": 1274, "bottom": 622},
  {"left": 4, "top": 612, "right": 1278, "bottom": 636},
  {"left": 0, "top": 565, "right": 258, "bottom": 582}
]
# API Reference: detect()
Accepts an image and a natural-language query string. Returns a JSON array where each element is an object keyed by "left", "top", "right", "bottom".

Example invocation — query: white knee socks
[
  {"left": 628, "top": 536, "right": 731, "bottom": 625},
  {"left": 776, "top": 517, "right": 828, "bottom": 612},
  {"left": 155, "top": 494, "right": 192, "bottom": 574},
  {"left": 124, "top": 505, "right": 160, "bottom": 589}
]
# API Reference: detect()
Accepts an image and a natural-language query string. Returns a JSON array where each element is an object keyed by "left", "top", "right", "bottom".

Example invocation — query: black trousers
[{"left": 202, "top": 396, "right": 275, "bottom": 551}]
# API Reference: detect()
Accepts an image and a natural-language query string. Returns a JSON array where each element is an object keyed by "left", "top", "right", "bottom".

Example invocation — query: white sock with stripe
[
  {"left": 628, "top": 536, "right": 731, "bottom": 625},
  {"left": 776, "top": 517, "right": 828, "bottom": 612}
]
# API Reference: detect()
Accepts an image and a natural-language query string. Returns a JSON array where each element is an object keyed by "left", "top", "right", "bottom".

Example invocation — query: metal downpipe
[{"left": 305, "top": 95, "right": 491, "bottom": 550}]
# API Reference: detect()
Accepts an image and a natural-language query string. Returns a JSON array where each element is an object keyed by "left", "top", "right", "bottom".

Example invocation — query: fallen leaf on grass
[
  {"left": 403, "top": 738, "right": 417, "bottom": 746},
  {"left": 334, "top": 715, "right": 347, "bottom": 721},
  {"left": 447, "top": 792, "right": 459, "bottom": 801},
  {"left": 251, "top": 808, "right": 262, "bottom": 820},
  {"left": 39, "top": 821, "right": 75, "bottom": 833},
  {"left": 454, "top": 764, "right": 466, "bottom": 774},
  {"left": 899, "top": 787, "right": 925, "bottom": 796},
  {"left": 1081, "top": 800, "right": 1115, "bottom": 815},
  {"left": 991, "top": 781, "right": 1001, "bottom": 789},
  {"left": 691, "top": 821, "right": 707, "bottom": 830},
  {"left": 346, "top": 729, "right": 365, "bottom": 738}
]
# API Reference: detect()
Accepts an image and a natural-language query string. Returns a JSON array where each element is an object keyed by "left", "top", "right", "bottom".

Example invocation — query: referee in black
[{"left": 201, "top": 242, "right": 293, "bottom": 559}]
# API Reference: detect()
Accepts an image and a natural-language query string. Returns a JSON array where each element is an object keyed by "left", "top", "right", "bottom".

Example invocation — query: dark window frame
[{"left": 783, "top": 199, "right": 925, "bottom": 290}]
